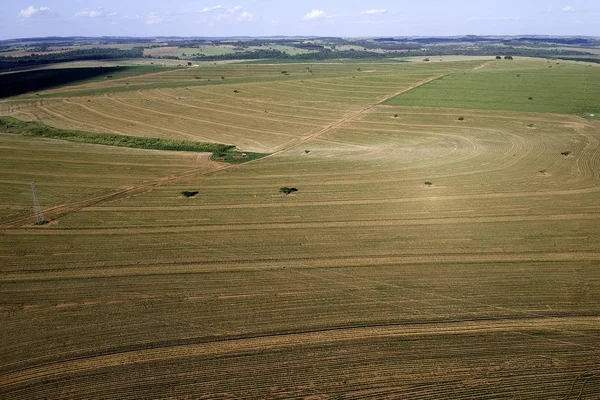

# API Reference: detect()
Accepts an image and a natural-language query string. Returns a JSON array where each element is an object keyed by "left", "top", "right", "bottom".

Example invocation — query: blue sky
[{"left": 1, "top": 0, "right": 598, "bottom": 40}]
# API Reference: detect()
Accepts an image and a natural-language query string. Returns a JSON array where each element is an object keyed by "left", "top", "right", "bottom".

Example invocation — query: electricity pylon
[{"left": 30, "top": 181, "right": 46, "bottom": 225}]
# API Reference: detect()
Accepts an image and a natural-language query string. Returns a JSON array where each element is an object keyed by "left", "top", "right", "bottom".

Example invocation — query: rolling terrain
[{"left": 1, "top": 57, "right": 599, "bottom": 399}]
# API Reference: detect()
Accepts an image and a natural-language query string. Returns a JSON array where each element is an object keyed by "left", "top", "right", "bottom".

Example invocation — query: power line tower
[{"left": 30, "top": 181, "right": 46, "bottom": 225}]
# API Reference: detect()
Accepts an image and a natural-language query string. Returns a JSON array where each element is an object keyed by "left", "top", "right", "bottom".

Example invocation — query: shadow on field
[{"left": 0, "top": 67, "right": 132, "bottom": 98}]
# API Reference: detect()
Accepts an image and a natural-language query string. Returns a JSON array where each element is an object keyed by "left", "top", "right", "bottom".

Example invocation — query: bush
[
  {"left": 233, "top": 89, "right": 239, "bottom": 93},
  {"left": 424, "top": 182, "right": 433, "bottom": 186},
  {"left": 423, "top": 58, "right": 430, "bottom": 62},
  {"left": 561, "top": 151, "right": 571, "bottom": 156},
  {"left": 528, "top": 97, "right": 533, "bottom": 100},
  {"left": 280, "top": 187, "right": 298, "bottom": 195},
  {"left": 496, "top": 56, "right": 502, "bottom": 60},
  {"left": 458, "top": 116, "right": 465, "bottom": 121},
  {"left": 180, "top": 191, "right": 199, "bottom": 198},
  {"left": 394, "top": 114, "right": 399, "bottom": 118}
]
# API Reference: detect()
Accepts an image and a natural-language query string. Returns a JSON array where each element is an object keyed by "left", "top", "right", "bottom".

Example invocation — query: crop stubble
[{"left": 1, "top": 59, "right": 599, "bottom": 399}]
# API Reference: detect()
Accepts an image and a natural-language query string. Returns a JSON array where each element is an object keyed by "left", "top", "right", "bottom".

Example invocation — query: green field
[
  {"left": 1, "top": 57, "right": 599, "bottom": 399},
  {"left": 385, "top": 60, "right": 600, "bottom": 114}
]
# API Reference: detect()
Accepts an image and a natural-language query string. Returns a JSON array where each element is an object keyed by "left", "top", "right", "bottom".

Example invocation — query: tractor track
[{"left": 0, "top": 314, "right": 596, "bottom": 390}]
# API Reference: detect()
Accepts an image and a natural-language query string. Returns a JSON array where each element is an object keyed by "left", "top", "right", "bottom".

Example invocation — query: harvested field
[{"left": 1, "top": 59, "right": 599, "bottom": 399}]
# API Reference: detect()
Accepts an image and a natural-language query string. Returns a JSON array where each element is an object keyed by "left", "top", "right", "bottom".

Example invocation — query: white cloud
[
  {"left": 18, "top": 5, "right": 51, "bottom": 19},
  {"left": 562, "top": 5, "right": 574, "bottom": 12},
  {"left": 200, "top": 5, "right": 241, "bottom": 14},
  {"left": 74, "top": 7, "right": 106, "bottom": 18},
  {"left": 200, "top": 5, "right": 224, "bottom": 13},
  {"left": 303, "top": 9, "right": 326, "bottom": 20},
  {"left": 201, "top": 5, "right": 249, "bottom": 24},
  {"left": 361, "top": 9, "right": 387, "bottom": 15},
  {"left": 146, "top": 12, "right": 163, "bottom": 25},
  {"left": 237, "top": 11, "right": 254, "bottom": 22}
]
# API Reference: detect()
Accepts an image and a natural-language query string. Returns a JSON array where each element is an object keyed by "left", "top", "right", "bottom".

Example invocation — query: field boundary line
[{"left": 268, "top": 74, "right": 448, "bottom": 154}]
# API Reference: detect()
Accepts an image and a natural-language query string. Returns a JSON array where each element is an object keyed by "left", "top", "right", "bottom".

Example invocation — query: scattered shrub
[
  {"left": 180, "top": 191, "right": 199, "bottom": 198},
  {"left": 394, "top": 114, "right": 399, "bottom": 118},
  {"left": 304, "top": 150, "right": 311, "bottom": 154},
  {"left": 528, "top": 97, "right": 533, "bottom": 100},
  {"left": 527, "top": 123, "right": 534, "bottom": 128},
  {"left": 233, "top": 89, "right": 239, "bottom": 93},
  {"left": 221, "top": 76, "right": 225, "bottom": 79},
  {"left": 424, "top": 182, "right": 433, "bottom": 186},
  {"left": 496, "top": 56, "right": 502, "bottom": 59},
  {"left": 280, "top": 187, "right": 298, "bottom": 195},
  {"left": 423, "top": 58, "right": 430, "bottom": 62},
  {"left": 458, "top": 116, "right": 465, "bottom": 121},
  {"left": 561, "top": 151, "right": 571, "bottom": 156}
]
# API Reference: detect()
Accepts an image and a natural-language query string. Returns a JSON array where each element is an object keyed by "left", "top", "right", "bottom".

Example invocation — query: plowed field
[{"left": 1, "top": 58, "right": 599, "bottom": 399}]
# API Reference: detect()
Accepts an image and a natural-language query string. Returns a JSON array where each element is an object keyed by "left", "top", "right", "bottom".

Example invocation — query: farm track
[
  {"left": 267, "top": 74, "right": 448, "bottom": 154},
  {"left": 0, "top": 72, "right": 447, "bottom": 228},
  {"left": 0, "top": 158, "right": 226, "bottom": 228},
  {"left": 6, "top": 212, "right": 600, "bottom": 236},
  {"left": 74, "top": 185, "right": 600, "bottom": 212},
  {"left": 2, "top": 252, "right": 600, "bottom": 282}
]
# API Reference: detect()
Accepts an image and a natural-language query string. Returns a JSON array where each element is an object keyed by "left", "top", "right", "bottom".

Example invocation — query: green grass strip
[{"left": 0, "top": 116, "right": 267, "bottom": 164}]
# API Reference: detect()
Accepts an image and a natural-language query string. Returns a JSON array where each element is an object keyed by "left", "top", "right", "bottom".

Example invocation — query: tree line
[{"left": 0, "top": 48, "right": 144, "bottom": 71}]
